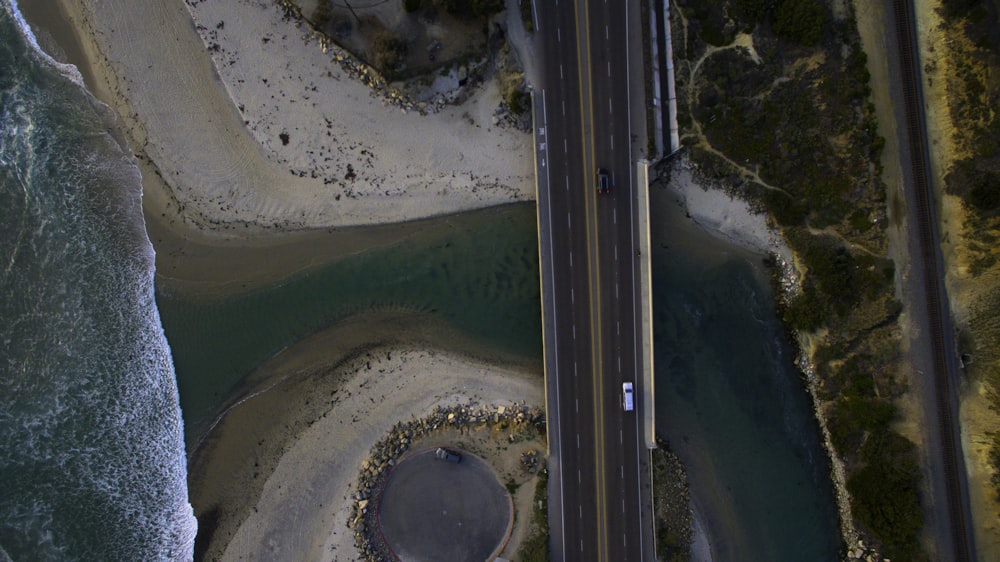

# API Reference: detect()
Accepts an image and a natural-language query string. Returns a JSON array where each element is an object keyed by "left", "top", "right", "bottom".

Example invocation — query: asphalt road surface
[
  {"left": 376, "top": 448, "right": 511, "bottom": 561},
  {"left": 534, "top": 0, "right": 652, "bottom": 560}
]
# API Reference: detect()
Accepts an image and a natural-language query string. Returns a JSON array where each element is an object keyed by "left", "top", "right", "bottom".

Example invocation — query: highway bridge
[
  {"left": 528, "top": 0, "right": 980, "bottom": 560},
  {"left": 530, "top": 0, "right": 675, "bottom": 559}
]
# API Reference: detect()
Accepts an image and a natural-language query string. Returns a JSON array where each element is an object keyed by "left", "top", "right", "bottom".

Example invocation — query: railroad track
[{"left": 891, "top": 1, "right": 974, "bottom": 560}]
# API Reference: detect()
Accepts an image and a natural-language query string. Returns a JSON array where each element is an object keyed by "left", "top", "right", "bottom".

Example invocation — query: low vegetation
[
  {"left": 372, "top": 31, "right": 408, "bottom": 79},
  {"left": 673, "top": 0, "right": 922, "bottom": 558},
  {"left": 298, "top": 0, "right": 504, "bottom": 84},
  {"left": 935, "top": 0, "right": 1000, "bottom": 500},
  {"left": 517, "top": 468, "right": 550, "bottom": 562}
]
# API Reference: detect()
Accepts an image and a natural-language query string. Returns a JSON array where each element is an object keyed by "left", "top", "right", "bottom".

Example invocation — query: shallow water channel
[{"left": 157, "top": 193, "right": 840, "bottom": 559}]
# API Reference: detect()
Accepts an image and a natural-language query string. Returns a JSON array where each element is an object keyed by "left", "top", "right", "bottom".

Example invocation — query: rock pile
[
  {"left": 651, "top": 435, "right": 693, "bottom": 559},
  {"left": 846, "top": 539, "right": 888, "bottom": 562},
  {"left": 348, "top": 401, "right": 545, "bottom": 560}
]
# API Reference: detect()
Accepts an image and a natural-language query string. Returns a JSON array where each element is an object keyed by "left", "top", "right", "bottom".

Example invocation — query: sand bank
[
  {"left": 664, "top": 158, "right": 794, "bottom": 266},
  {"left": 186, "top": 312, "right": 543, "bottom": 561},
  {"left": 49, "top": 0, "right": 533, "bottom": 240}
]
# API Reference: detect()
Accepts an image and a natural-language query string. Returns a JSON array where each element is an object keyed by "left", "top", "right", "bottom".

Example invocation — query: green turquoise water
[
  {"left": 156, "top": 204, "right": 542, "bottom": 436},
  {"left": 157, "top": 187, "right": 840, "bottom": 560},
  {"left": 650, "top": 191, "right": 840, "bottom": 560}
]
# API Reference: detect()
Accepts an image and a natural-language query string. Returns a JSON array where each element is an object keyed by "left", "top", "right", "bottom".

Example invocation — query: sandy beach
[
  {"left": 21, "top": 0, "right": 807, "bottom": 558},
  {"left": 24, "top": 1, "right": 545, "bottom": 559},
  {"left": 663, "top": 159, "right": 794, "bottom": 266},
  {"left": 185, "top": 311, "right": 544, "bottom": 561},
  {"left": 47, "top": 0, "right": 533, "bottom": 242}
]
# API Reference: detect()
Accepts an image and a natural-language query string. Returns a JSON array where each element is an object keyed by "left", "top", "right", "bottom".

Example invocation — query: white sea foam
[
  {"left": 7, "top": 0, "right": 87, "bottom": 89},
  {"left": 0, "top": 1, "right": 197, "bottom": 559}
]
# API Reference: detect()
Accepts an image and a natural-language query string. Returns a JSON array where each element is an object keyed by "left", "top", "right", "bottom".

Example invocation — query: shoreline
[
  {"left": 35, "top": 0, "right": 534, "bottom": 243},
  {"left": 20, "top": 1, "right": 824, "bottom": 559},
  {"left": 185, "top": 313, "right": 544, "bottom": 561},
  {"left": 664, "top": 157, "right": 795, "bottom": 268}
]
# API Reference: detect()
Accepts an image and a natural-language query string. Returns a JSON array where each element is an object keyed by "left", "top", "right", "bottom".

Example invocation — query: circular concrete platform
[{"left": 376, "top": 448, "right": 512, "bottom": 561}]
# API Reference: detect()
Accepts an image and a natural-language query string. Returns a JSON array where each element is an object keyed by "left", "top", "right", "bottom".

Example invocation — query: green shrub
[
  {"left": 828, "top": 399, "right": 895, "bottom": 456},
  {"left": 772, "top": 0, "right": 828, "bottom": 46},
  {"left": 783, "top": 285, "right": 827, "bottom": 331},
  {"left": 517, "top": 470, "right": 550, "bottom": 561},
  {"left": 989, "top": 432, "right": 1000, "bottom": 498},
  {"left": 848, "top": 430, "right": 923, "bottom": 560},
  {"left": 373, "top": 32, "right": 408, "bottom": 79},
  {"left": 760, "top": 188, "right": 809, "bottom": 227},
  {"left": 508, "top": 88, "right": 530, "bottom": 115},
  {"left": 435, "top": 0, "right": 504, "bottom": 19},
  {"left": 969, "top": 172, "right": 1000, "bottom": 212},
  {"left": 735, "top": 0, "right": 771, "bottom": 23}
]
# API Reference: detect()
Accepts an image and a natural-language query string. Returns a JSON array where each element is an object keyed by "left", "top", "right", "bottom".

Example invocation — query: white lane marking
[
  {"left": 573, "top": 325, "right": 576, "bottom": 340},
  {"left": 618, "top": 356, "right": 622, "bottom": 372},
  {"left": 616, "top": 282, "right": 619, "bottom": 299},
  {"left": 569, "top": 251, "right": 573, "bottom": 268},
  {"left": 564, "top": 138, "right": 568, "bottom": 153},
  {"left": 557, "top": 27, "right": 561, "bottom": 42},
  {"left": 623, "top": 2, "right": 646, "bottom": 556},
  {"left": 578, "top": 469, "right": 582, "bottom": 483},
  {"left": 611, "top": 134, "right": 614, "bottom": 151},
  {"left": 560, "top": 64, "right": 564, "bottom": 80},
  {"left": 614, "top": 207, "right": 617, "bottom": 224},
  {"left": 609, "top": 97, "right": 613, "bottom": 114},
  {"left": 577, "top": 435, "right": 580, "bottom": 448},
  {"left": 608, "top": 61, "right": 611, "bottom": 76},
  {"left": 606, "top": 25, "right": 609, "bottom": 39},
  {"left": 620, "top": 430, "right": 624, "bottom": 444},
  {"left": 565, "top": 176, "right": 569, "bottom": 191},
  {"left": 615, "top": 246, "right": 618, "bottom": 261},
  {"left": 617, "top": 321, "right": 620, "bottom": 336},
  {"left": 576, "top": 398, "right": 579, "bottom": 413},
  {"left": 571, "top": 287, "right": 575, "bottom": 304},
  {"left": 540, "top": 89, "right": 562, "bottom": 549}
]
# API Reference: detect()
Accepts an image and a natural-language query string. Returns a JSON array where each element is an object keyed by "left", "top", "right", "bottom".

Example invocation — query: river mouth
[
  {"left": 157, "top": 191, "right": 841, "bottom": 559},
  {"left": 156, "top": 203, "right": 544, "bottom": 443}
]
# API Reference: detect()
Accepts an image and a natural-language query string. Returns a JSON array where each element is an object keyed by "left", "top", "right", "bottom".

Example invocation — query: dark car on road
[
  {"left": 435, "top": 447, "right": 462, "bottom": 463},
  {"left": 596, "top": 168, "right": 611, "bottom": 195}
]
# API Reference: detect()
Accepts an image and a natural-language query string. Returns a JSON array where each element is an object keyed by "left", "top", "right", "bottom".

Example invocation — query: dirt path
[{"left": 675, "top": 27, "right": 789, "bottom": 195}]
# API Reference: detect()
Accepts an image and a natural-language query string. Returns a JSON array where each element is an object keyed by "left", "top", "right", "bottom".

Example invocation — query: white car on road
[{"left": 622, "top": 382, "right": 634, "bottom": 412}]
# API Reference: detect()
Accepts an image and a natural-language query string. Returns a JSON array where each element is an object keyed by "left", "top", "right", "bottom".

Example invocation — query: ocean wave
[
  {"left": 0, "top": 1, "right": 196, "bottom": 559},
  {"left": 6, "top": 0, "right": 86, "bottom": 89}
]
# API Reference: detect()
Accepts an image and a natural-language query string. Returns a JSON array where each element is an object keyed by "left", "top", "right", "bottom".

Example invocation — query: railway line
[{"left": 891, "top": 1, "right": 975, "bottom": 560}]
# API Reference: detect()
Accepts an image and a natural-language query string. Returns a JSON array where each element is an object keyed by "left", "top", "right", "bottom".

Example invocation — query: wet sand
[
  {"left": 186, "top": 312, "right": 542, "bottom": 561},
  {"left": 20, "top": 1, "right": 811, "bottom": 558}
]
